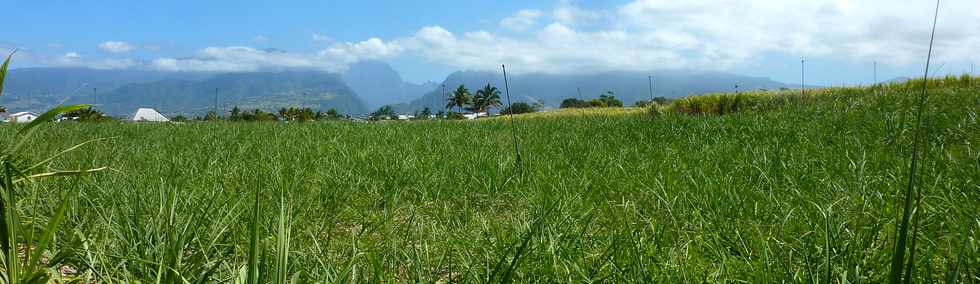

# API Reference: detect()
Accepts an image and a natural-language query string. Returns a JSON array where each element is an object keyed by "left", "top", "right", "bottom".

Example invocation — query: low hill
[{"left": 92, "top": 71, "right": 369, "bottom": 116}]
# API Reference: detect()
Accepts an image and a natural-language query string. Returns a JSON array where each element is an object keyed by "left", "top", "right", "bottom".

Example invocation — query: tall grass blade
[
  {"left": 0, "top": 51, "right": 13, "bottom": 97},
  {"left": 247, "top": 186, "right": 261, "bottom": 284},
  {"left": 889, "top": 1, "right": 940, "bottom": 283}
]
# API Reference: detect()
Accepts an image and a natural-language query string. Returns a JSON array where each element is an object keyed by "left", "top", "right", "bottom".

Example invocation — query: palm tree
[
  {"left": 446, "top": 85, "right": 471, "bottom": 113},
  {"left": 472, "top": 83, "right": 502, "bottom": 113}
]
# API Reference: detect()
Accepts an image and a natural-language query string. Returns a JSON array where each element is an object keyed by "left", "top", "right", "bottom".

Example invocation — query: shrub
[
  {"left": 501, "top": 102, "right": 538, "bottom": 115},
  {"left": 560, "top": 98, "right": 589, "bottom": 108}
]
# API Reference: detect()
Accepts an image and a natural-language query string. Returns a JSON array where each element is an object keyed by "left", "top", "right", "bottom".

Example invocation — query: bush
[
  {"left": 446, "top": 112, "right": 466, "bottom": 120},
  {"left": 501, "top": 102, "right": 538, "bottom": 115},
  {"left": 62, "top": 107, "right": 113, "bottom": 122},
  {"left": 560, "top": 98, "right": 590, "bottom": 108}
]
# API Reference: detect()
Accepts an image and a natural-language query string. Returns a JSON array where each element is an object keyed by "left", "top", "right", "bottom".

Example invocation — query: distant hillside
[
  {"left": 91, "top": 71, "right": 369, "bottom": 116},
  {"left": 0, "top": 68, "right": 212, "bottom": 113},
  {"left": 397, "top": 70, "right": 789, "bottom": 113},
  {"left": 343, "top": 60, "right": 437, "bottom": 109}
]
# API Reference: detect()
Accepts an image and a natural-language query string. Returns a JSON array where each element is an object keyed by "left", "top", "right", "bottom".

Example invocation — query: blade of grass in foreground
[
  {"left": 247, "top": 187, "right": 261, "bottom": 284},
  {"left": 889, "top": 1, "right": 940, "bottom": 283}
]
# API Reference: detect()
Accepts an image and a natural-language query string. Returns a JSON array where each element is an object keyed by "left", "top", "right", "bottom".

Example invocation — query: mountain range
[{"left": 2, "top": 61, "right": 801, "bottom": 117}]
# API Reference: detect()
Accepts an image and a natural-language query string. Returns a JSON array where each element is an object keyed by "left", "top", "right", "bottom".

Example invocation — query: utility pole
[
  {"left": 801, "top": 58, "right": 806, "bottom": 97},
  {"left": 648, "top": 76, "right": 654, "bottom": 103},
  {"left": 214, "top": 88, "right": 219, "bottom": 114},
  {"left": 441, "top": 84, "right": 447, "bottom": 117},
  {"left": 874, "top": 61, "right": 878, "bottom": 91}
]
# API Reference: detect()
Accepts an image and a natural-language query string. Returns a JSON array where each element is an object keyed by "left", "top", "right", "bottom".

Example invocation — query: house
[
  {"left": 6, "top": 111, "right": 39, "bottom": 123},
  {"left": 130, "top": 108, "right": 169, "bottom": 122},
  {"left": 397, "top": 114, "right": 415, "bottom": 120},
  {"left": 462, "top": 112, "right": 488, "bottom": 120}
]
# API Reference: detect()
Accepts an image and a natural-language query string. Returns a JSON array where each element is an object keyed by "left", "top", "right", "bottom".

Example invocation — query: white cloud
[
  {"left": 312, "top": 33, "right": 333, "bottom": 42},
  {"left": 50, "top": 52, "right": 138, "bottom": 69},
  {"left": 396, "top": 0, "right": 980, "bottom": 74},
  {"left": 500, "top": 9, "right": 543, "bottom": 32},
  {"left": 252, "top": 35, "right": 269, "bottom": 43},
  {"left": 35, "top": 0, "right": 980, "bottom": 75},
  {"left": 553, "top": 1, "right": 602, "bottom": 26},
  {"left": 98, "top": 41, "right": 134, "bottom": 53},
  {"left": 61, "top": 52, "right": 81, "bottom": 62},
  {"left": 150, "top": 38, "right": 403, "bottom": 72},
  {"left": 616, "top": 0, "right": 980, "bottom": 67}
]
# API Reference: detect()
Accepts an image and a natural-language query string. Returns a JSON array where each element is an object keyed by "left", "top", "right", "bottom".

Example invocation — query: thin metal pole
[
  {"left": 801, "top": 59, "right": 806, "bottom": 97},
  {"left": 442, "top": 84, "right": 447, "bottom": 118},
  {"left": 501, "top": 65, "right": 522, "bottom": 166},
  {"left": 214, "top": 88, "right": 219, "bottom": 114},
  {"left": 648, "top": 76, "right": 654, "bottom": 102},
  {"left": 874, "top": 61, "right": 878, "bottom": 91}
]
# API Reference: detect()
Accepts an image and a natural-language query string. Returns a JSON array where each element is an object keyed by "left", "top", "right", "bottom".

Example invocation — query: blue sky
[{"left": 3, "top": 0, "right": 978, "bottom": 85}]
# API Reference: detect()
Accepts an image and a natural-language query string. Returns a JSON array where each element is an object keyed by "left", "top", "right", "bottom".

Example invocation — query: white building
[
  {"left": 463, "top": 112, "right": 488, "bottom": 120},
  {"left": 6, "top": 112, "right": 39, "bottom": 123},
  {"left": 130, "top": 108, "right": 169, "bottom": 122}
]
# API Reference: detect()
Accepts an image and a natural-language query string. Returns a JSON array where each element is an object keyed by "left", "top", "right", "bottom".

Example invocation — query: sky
[{"left": 3, "top": 0, "right": 979, "bottom": 85}]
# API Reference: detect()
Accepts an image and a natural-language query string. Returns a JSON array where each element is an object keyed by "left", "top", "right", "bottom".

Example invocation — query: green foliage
[
  {"left": 560, "top": 98, "right": 590, "bottom": 108},
  {"left": 171, "top": 115, "right": 189, "bottom": 122},
  {"left": 446, "top": 85, "right": 471, "bottom": 113},
  {"left": 561, "top": 92, "right": 623, "bottom": 108},
  {"left": 0, "top": 70, "right": 977, "bottom": 282},
  {"left": 0, "top": 52, "right": 107, "bottom": 283},
  {"left": 470, "top": 84, "right": 502, "bottom": 113},
  {"left": 278, "top": 107, "right": 317, "bottom": 122},
  {"left": 596, "top": 92, "right": 623, "bottom": 107},
  {"left": 371, "top": 105, "right": 396, "bottom": 120},
  {"left": 419, "top": 107, "right": 432, "bottom": 119},
  {"left": 501, "top": 102, "right": 538, "bottom": 115},
  {"left": 445, "top": 111, "right": 466, "bottom": 120},
  {"left": 61, "top": 107, "right": 112, "bottom": 123}
]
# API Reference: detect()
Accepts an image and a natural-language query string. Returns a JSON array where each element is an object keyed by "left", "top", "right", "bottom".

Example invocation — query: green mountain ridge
[{"left": 89, "top": 71, "right": 369, "bottom": 116}]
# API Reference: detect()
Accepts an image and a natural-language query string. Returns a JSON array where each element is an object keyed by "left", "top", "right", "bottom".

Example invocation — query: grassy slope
[{"left": 6, "top": 79, "right": 979, "bottom": 282}]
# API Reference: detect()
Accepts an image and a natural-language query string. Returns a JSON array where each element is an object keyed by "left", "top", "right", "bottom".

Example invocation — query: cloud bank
[{"left": 37, "top": 0, "right": 980, "bottom": 75}]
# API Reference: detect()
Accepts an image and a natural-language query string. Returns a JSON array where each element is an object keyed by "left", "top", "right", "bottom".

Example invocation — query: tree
[
  {"left": 229, "top": 106, "right": 243, "bottom": 121},
  {"left": 446, "top": 85, "right": 471, "bottom": 113},
  {"left": 325, "top": 108, "right": 340, "bottom": 119},
  {"left": 62, "top": 107, "right": 111, "bottom": 122},
  {"left": 599, "top": 91, "right": 623, "bottom": 107},
  {"left": 420, "top": 107, "right": 432, "bottom": 119},
  {"left": 470, "top": 84, "right": 502, "bottom": 113},
  {"left": 204, "top": 111, "right": 220, "bottom": 121},
  {"left": 0, "top": 106, "right": 6, "bottom": 113},
  {"left": 560, "top": 98, "right": 589, "bottom": 108},
  {"left": 371, "top": 105, "right": 395, "bottom": 120},
  {"left": 501, "top": 102, "right": 538, "bottom": 115}
]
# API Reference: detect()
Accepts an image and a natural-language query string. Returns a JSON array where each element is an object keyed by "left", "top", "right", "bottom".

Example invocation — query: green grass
[{"left": 1, "top": 78, "right": 978, "bottom": 282}]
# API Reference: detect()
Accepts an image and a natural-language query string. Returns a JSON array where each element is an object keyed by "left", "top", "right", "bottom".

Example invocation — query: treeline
[
  {"left": 196, "top": 106, "right": 347, "bottom": 122},
  {"left": 372, "top": 83, "right": 541, "bottom": 120},
  {"left": 558, "top": 91, "right": 668, "bottom": 109}
]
